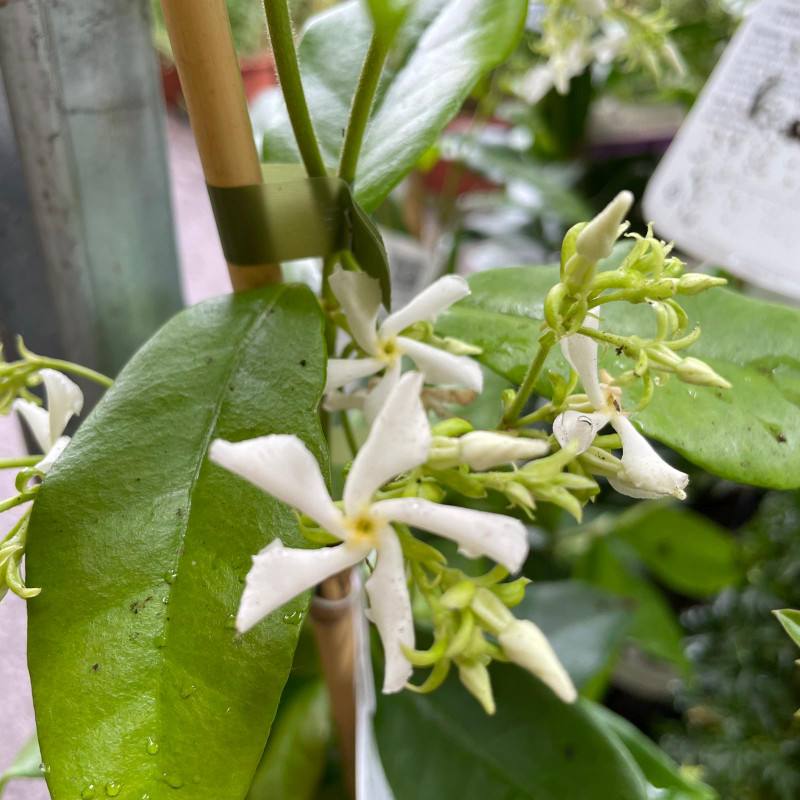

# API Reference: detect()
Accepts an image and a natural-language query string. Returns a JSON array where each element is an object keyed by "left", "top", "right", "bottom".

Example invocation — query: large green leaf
[
  {"left": 515, "top": 580, "right": 632, "bottom": 689},
  {"left": 0, "top": 734, "right": 42, "bottom": 797},
  {"left": 247, "top": 681, "right": 331, "bottom": 800},
  {"left": 254, "top": 0, "right": 527, "bottom": 212},
  {"left": 613, "top": 504, "right": 741, "bottom": 598},
  {"left": 574, "top": 538, "right": 687, "bottom": 670},
  {"left": 375, "top": 664, "right": 648, "bottom": 800},
  {"left": 26, "top": 284, "right": 327, "bottom": 800},
  {"left": 436, "top": 263, "right": 800, "bottom": 488},
  {"left": 584, "top": 704, "right": 716, "bottom": 800}
]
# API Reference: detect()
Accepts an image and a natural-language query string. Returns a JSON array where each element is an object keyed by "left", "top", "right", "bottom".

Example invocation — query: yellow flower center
[
  {"left": 344, "top": 512, "right": 379, "bottom": 545},
  {"left": 378, "top": 336, "right": 401, "bottom": 364}
]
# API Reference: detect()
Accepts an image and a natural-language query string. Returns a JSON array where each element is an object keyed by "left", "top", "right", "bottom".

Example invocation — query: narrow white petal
[
  {"left": 13, "top": 399, "right": 52, "bottom": 453},
  {"left": 344, "top": 372, "right": 429, "bottom": 515},
  {"left": 560, "top": 315, "right": 605, "bottom": 409},
  {"left": 379, "top": 275, "right": 470, "bottom": 339},
  {"left": 498, "top": 619, "right": 577, "bottom": 703},
  {"left": 237, "top": 540, "right": 368, "bottom": 633},
  {"left": 552, "top": 410, "right": 610, "bottom": 455},
  {"left": 362, "top": 360, "right": 401, "bottom": 426},
  {"left": 397, "top": 338, "right": 483, "bottom": 392},
  {"left": 365, "top": 526, "right": 414, "bottom": 694},
  {"left": 372, "top": 498, "right": 528, "bottom": 573},
  {"left": 322, "top": 389, "right": 366, "bottom": 413},
  {"left": 324, "top": 358, "right": 384, "bottom": 394},
  {"left": 610, "top": 415, "right": 689, "bottom": 499},
  {"left": 36, "top": 435, "right": 70, "bottom": 474},
  {"left": 40, "top": 369, "right": 83, "bottom": 445},
  {"left": 330, "top": 269, "right": 382, "bottom": 356},
  {"left": 209, "top": 436, "right": 347, "bottom": 538},
  {"left": 458, "top": 431, "right": 549, "bottom": 471}
]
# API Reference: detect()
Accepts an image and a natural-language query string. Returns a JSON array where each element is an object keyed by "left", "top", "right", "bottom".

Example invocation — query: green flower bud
[
  {"left": 489, "top": 576, "right": 531, "bottom": 608},
  {"left": 441, "top": 580, "right": 476, "bottom": 610},
  {"left": 471, "top": 587, "right": 514, "bottom": 635},
  {"left": 439, "top": 337, "right": 483, "bottom": 356},
  {"left": 457, "top": 660, "right": 496, "bottom": 715},
  {"left": 676, "top": 357, "right": 732, "bottom": 389},
  {"left": 427, "top": 435, "right": 462, "bottom": 469},
  {"left": 430, "top": 417, "right": 474, "bottom": 437},
  {"left": 677, "top": 273, "right": 727, "bottom": 296}
]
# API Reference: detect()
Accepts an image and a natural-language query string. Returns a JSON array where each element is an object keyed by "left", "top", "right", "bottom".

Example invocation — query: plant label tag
[{"left": 644, "top": 0, "right": 800, "bottom": 298}]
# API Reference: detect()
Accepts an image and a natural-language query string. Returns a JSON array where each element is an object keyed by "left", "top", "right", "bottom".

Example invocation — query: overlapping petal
[
  {"left": 236, "top": 539, "right": 369, "bottom": 633},
  {"left": 344, "top": 372, "right": 429, "bottom": 515},
  {"left": 372, "top": 497, "right": 529, "bottom": 573},
  {"left": 12, "top": 400, "right": 52, "bottom": 454},
  {"left": 609, "top": 415, "right": 689, "bottom": 500},
  {"left": 379, "top": 275, "right": 470, "bottom": 339},
  {"left": 365, "top": 526, "right": 414, "bottom": 693},
  {"left": 553, "top": 410, "right": 610, "bottom": 455},
  {"left": 324, "top": 358, "right": 384, "bottom": 394},
  {"left": 330, "top": 269, "right": 381, "bottom": 355},
  {"left": 361, "top": 359, "right": 402, "bottom": 426},
  {"left": 209, "top": 435, "right": 347, "bottom": 539},
  {"left": 397, "top": 338, "right": 483, "bottom": 393},
  {"left": 560, "top": 314, "right": 605, "bottom": 409}
]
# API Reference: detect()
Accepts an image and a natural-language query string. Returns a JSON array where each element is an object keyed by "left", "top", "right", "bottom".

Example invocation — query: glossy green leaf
[
  {"left": 436, "top": 263, "right": 800, "bottom": 488},
  {"left": 375, "top": 664, "right": 648, "bottom": 799},
  {"left": 584, "top": 703, "right": 716, "bottom": 800},
  {"left": 613, "top": 504, "right": 741, "bottom": 598},
  {"left": 774, "top": 609, "right": 800, "bottom": 650},
  {"left": 247, "top": 680, "right": 331, "bottom": 800},
  {"left": 0, "top": 734, "right": 42, "bottom": 796},
  {"left": 254, "top": 0, "right": 527, "bottom": 212},
  {"left": 26, "top": 284, "right": 327, "bottom": 800},
  {"left": 514, "top": 580, "right": 632, "bottom": 689},
  {"left": 574, "top": 538, "right": 687, "bottom": 670}
]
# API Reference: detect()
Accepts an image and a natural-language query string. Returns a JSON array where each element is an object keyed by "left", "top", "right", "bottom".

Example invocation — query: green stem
[
  {"left": 0, "top": 456, "right": 40, "bottom": 470},
  {"left": 0, "top": 492, "right": 35, "bottom": 514},
  {"left": 29, "top": 358, "right": 113, "bottom": 387},
  {"left": 263, "top": 0, "right": 327, "bottom": 178},
  {"left": 500, "top": 333, "right": 555, "bottom": 428},
  {"left": 340, "top": 411, "right": 358, "bottom": 458},
  {"left": 509, "top": 403, "right": 554, "bottom": 429},
  {"left": 339, "top": 34, "right": 390, "bottom": 184}
]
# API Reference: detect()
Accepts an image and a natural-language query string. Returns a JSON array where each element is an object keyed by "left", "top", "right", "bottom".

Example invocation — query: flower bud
[
  {"left": 459, "top": 431, "right": 549, "bottom": 471},
  {"left": 471, "top": 587, "right": 514, "bottom": 635},
  {"left": 431, "top": 417, "right": 474, "bottom": 437},
  {"left": 576, "top": 191, "right": 634, "bottom": 262},
  {"left": 503, "top": 481, "right": 536, "bottom": 511},
  {"left": 439, "top": 337, "right": 484, "bottom": 356},
  {"left": 457, "top": 660, "right": 496, "bottom": 715},
  {"left": 489, "top": 576, "right": 530, "bottom": 608},
  {"left": 678, "top": 273, "right": 727, "bottom": 296},
  {"left": 441, "top": 580, "right": 476, "bottom": 610},
  {"left": 427, "top": 436, "right": 462, "bottom": 469},
  {"left": 675, "top": 357, "right": 732, "bottom": 389},
  {"left": 497, "top": 619, "right": 577, "bottom": 703}
]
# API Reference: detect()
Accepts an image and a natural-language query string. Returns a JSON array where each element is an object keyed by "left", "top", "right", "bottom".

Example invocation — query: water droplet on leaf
[
  {"left": 146, "top": 737, "right": 159, "bottom": 755},
  {"left": 179, "top": 683, "right": 196, "bottom": 698},
  {"left": 105, "top": 781, "right": 121, "bottom": 796},
  {"left": 282, "top": 610, "right": 304, "bottom": 626},
  {"left": 81, "top": 785, "right": 96, "bottom": 799}
]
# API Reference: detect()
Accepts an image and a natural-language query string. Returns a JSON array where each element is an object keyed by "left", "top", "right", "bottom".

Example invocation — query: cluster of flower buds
[{"left": 404, "top": 560, "right": 576, "bottom": 713}]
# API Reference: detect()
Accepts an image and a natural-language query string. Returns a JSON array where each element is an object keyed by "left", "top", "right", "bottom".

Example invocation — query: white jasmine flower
[
  {"left": 553, "top": 316, "right": 689, "bottom": 500},
  {"left": 324, "top": 270, "right": 482, "bottom": 423},
  {"left": 210, "top": 372, "right": 528, "bottom": 694},
  {"left": 13, "top": 369, "right": 83, "bottom": 474}
]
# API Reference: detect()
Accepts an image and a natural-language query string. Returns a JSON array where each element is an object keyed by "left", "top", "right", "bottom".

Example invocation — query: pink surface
[{"left": 0, "top": 111, "right": 229, "bottom": 798}]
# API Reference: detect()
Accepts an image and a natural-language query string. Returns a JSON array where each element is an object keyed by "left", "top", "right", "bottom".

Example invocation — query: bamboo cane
[
  {"left": 157, "top": 0, "right": 280, "bottom": 291},
  {"left": 157, "top": 3, "right": 357, "bottom": 794}
]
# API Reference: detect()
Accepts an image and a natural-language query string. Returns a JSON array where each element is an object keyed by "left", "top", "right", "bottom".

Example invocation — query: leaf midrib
[{"left": 152, "top": 285, "right": 287, "bottom": 781}]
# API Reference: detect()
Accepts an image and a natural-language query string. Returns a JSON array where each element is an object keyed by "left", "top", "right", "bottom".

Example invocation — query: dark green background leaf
[
  {"left": 584, "top": 704, "right": 716, "bottom": 800},
  {"left": 26, "top": 284, "right": 327, "bottom": 799},
  {"left": 515, "top": 580, "right": 632, "bottom": 689},
  {"left": 575, "top": 538, "right": 688, "bottom": 670},
  {"left": 614, "top": 504, "right": 741, "bottom": 598},
  {"left": 376, "top": 664, "right": 648, "bottom": 799},
  {"left": 254, "top": 0, "right": 527, "bottom": 212},
  {"left": 436, "top": 263, "right": 800, "bottom": 488}
]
